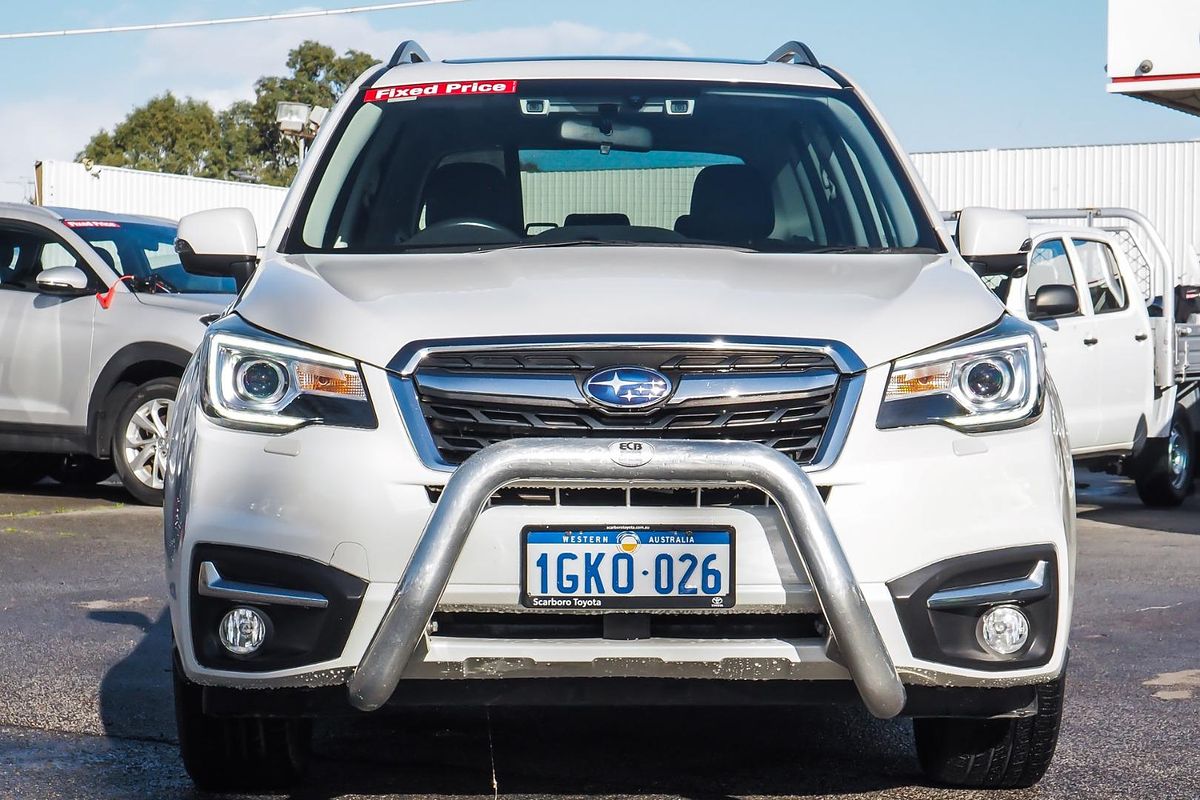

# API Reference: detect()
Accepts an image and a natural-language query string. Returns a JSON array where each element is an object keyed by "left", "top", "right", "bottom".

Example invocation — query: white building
[{"left": 35, "top": 160, "right": 288, "bottom": 246}]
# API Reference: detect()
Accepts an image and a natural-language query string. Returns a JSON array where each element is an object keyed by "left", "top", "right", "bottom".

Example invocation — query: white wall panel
[
  {"left": 36, "top": 160, "right": 288, "bottom": 245},
  {"left": 912, "top": 142, "right": 1200, "bottom": 287},
  {"left": 521, "top": 167, "right": 703, "bottom": 229}
]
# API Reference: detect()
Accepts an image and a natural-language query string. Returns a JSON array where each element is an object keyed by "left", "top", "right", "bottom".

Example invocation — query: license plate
[{"left": 521, "top": 525, "right": 735, "bottom": 610}]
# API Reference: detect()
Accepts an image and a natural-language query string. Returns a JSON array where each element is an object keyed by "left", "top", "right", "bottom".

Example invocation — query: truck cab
[
  {"left": 1002, "top": 229, "right": 1154, "bottom": 455},
  {"left": 971, "top": 211, "right": 1196, "bottom": 506}
]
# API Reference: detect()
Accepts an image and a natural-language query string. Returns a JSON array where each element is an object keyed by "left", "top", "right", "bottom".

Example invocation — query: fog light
[
  {"left": 219, "top": 606, "right": 268, "bottom": 655},
  {"left": 978, "top": 604, "right": 1029, "bottom": 656}
]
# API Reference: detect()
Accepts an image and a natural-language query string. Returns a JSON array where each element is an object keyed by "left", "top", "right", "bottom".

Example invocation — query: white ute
[
  {"left": 164, "top": 42, "right": 1075, "bottom": 792},
  {"left": 965, "top": 207, "right": 1200, "bottom": 506}
]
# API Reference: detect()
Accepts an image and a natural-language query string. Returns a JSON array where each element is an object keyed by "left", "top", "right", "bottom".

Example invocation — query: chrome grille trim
[
  {"left": 391, "top": 338, "right": 864, "bottom": 474},
  {"left": 414, "top": 368, "right": 839, "bottom": 407},
  {"left": 388, "top": 334, "right": 866, "bottom": 375}
]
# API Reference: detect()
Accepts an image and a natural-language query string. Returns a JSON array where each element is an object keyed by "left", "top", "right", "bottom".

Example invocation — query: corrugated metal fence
[
  {"left": 521, "top": 167, "right": 702, "bottom": 229},
  {"left": 911, "top": 142, "right": 1200, "bottom": 292},
  {"left": 35, "top": 160, "right": 288, "bottom": 245}
]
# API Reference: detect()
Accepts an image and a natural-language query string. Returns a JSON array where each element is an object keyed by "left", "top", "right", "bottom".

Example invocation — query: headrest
[
  {"left": 677, "top": 164, "right": 774, "bottom": 243},
  {"left": 564, "top": 213, "right": 631, "bottom": 227},
  {"left": 423, "top": 163, "right": 516, "bottom": 230}
]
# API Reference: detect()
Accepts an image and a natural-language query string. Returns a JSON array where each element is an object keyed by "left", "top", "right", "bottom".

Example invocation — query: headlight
[
  {"left": 204, "top": 329, "right": 375, "bottom": 431},
  {"left": 877, "top": 318, "right": 1042, "bottom": 431}
]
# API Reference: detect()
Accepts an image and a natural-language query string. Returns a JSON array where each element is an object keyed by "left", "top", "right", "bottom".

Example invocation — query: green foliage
[
  {"left": 79, "top": 94, "right": 227, "bottom": 178},
  {"left": 79, "top": 41, "right": 377, "bottom": 186}
]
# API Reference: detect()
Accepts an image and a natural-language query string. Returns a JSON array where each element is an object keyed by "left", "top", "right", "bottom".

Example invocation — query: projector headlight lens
[{"left": 235, "top": 359, "right": 287, "bottom": 404}]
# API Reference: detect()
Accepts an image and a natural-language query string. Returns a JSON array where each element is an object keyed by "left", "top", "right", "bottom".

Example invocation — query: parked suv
[
  {"left": 166, "top": 42, "right": 1075, "bottom": 792},
  {"left": 0, "top": 204, "right": 234, "bottom": 503}
]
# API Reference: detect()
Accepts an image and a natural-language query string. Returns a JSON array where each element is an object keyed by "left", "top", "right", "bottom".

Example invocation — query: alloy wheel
[
  {"left": 1168, "top": 421, "right": 1190, "bottom": 491},
  {"left": 122, "top": 397, "right": 173, "bottom": 490}
]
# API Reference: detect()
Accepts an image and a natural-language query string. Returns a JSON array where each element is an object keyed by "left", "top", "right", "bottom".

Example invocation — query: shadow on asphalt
[
  {"left": 299, "top": 705, "right": 916, "bottom": 798},
  {"left": 19, "top": 478, "right": 133, "bottom": 504},
  {"left": 93, "top": 607, "right": 921, "bottom": 797},
  {"left": 1076, "top": 476, "right": 1200, "bottom": 536},
  {"left": 95, "top": 608, "right": 175, "bottom": 741}
]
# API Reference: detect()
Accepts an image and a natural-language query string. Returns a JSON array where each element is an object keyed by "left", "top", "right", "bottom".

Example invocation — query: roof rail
[
  {"left": 388, "top": 40, "right": 430, "bottom": 67},
  {"left": 767, "top": 41, "right": 820, "bottom": 68}
]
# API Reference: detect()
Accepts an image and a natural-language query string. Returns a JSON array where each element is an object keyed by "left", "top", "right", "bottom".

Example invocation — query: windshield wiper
[
  {"left": 502, "top": 239, "right": 755, "bottom": 253},
  {"left": 801, "top": 245, "right": 941, "bottom": 255}
]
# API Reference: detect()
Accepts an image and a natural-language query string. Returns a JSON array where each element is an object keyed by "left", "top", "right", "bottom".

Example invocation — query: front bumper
[{"left": 165, "top": 361, "right": 1075, "bottom": 716}]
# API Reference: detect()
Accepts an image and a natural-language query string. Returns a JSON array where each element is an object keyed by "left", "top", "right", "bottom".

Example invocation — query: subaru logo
[{"left": 583, "top": 367, "right": 672, "bottom": 410}]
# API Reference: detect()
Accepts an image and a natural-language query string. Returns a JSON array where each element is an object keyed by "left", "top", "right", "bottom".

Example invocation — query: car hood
[
  {"left": 234, "top": 247, "right": 1003, "bottom": 372},
  {"left": 133, "top": 292, "right": 234, "bottom": 315}
]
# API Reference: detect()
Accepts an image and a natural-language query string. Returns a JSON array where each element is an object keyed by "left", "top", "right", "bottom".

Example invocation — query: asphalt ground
[{"left": 0, "top": 474, "right": 1196, "bottom": 800}]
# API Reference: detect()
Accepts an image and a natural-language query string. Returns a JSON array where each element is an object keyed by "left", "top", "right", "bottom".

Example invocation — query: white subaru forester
[{"left": 165, "top": 41, "right": 1074, "bottom": 792}]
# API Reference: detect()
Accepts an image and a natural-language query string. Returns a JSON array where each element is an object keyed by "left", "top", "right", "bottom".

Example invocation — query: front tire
[
  {"left": 111, "top": 377, "right": 178, "bottom": 506},
  {"left": 1134, "top": 407, "right": 1194, "bottom": 507},
  {"left": 173, "top": 653, "right": 310, "bottom": 792},
  {"left": 914, "top": 673, "right": 1065, "bottom": 789}
]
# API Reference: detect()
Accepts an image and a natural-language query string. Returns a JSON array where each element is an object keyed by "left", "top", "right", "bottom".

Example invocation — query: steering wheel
[{"left": 404, "top": 217, "right": 521, "bottom": 246}]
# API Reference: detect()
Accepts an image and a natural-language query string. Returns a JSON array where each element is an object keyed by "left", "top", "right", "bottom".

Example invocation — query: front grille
[{"left": 408, "top": 346, "right": 844, "bottom": 466}]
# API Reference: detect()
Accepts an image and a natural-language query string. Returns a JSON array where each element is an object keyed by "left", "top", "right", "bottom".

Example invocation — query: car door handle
[
  {"left": 1135, "top": 332, "right": 1149, "bottom": 341},
  {"left": 1083, "top": 337, "right": 1099, "bottom": 346}
]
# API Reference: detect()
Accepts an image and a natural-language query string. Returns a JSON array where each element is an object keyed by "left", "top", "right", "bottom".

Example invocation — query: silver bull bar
[{"left": 346, "top": 438, "right": 907, "bottom": 719}]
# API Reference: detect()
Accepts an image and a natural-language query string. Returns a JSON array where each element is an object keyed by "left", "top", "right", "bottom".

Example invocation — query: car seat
[{"left": 674, "top": 165, "right": 775, "bottom": 245}]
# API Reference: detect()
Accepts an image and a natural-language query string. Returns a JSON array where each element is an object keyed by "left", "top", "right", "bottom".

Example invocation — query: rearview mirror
[
  {"left": 560, "top": 119, "right": 652, "bottom": 152},
  {"left": 1031, "top": 284, "right": 1079, "bottom": 318},
  {"left": 35, "top": 265, "right": 90, "bottom": 296},
  {"left": 956, "top": 207, "right": 1032, "bottom": 266},
  {"left": 175, "top": 208, "right": 259, "bottom": 291}
]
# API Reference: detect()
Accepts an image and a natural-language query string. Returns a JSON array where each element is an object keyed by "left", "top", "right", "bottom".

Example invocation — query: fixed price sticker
[
  {"left": 63, "top": 220, "right": 121, "bottom": 229},
  {"left": 364, "top": 80, "right": 518, "bottom": 103}
]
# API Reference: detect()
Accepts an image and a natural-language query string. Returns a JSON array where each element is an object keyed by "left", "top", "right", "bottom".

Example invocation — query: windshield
[
  {"left": 289, "top": 79, "right": 942, "bottom": 255},
  {"left": 66, "top": 220, "right": 236, "bottom": 294}
]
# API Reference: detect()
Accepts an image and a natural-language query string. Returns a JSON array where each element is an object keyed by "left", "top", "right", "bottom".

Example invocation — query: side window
[
  {"left": 1072, "top": 238, "right": 1128, "bottom": 314},
  {"left": 0, "top": 228, "right": 85, "bottom": 291},
  {"left": 0, "top": 233, "right": 23, "bottom": 287},
  {"left": 39, "top": 242, "right": 80, "bottom": 270},
  {"left": 1026, "top": 239, "right": 1079, "bottom": 317}
]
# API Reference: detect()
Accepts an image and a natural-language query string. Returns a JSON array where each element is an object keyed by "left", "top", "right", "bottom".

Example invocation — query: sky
[{"left": 0, "top": 0, "right": 1196, "bottom": 202}]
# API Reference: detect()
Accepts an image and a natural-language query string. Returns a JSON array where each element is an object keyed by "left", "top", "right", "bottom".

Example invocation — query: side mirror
[
  {"left": 1031, "top": 284, "right": 1079, "bottom": 318},
  {"left": 35, "top": 265, "right": 91, "bottom": 296},
  {"left": 175, "top": 208, "right": 259, "bottom": 291},
  {"left": 957, "top": 207, "right": 1032, "bottom": 266}
]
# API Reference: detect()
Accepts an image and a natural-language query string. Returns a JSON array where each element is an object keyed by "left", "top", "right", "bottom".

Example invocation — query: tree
[
  {"left": 80, "top": 93, "right": 227, "bottom": 178},
  {"left": 79, "top": 41, "right": 377, "bottom": 186}
]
